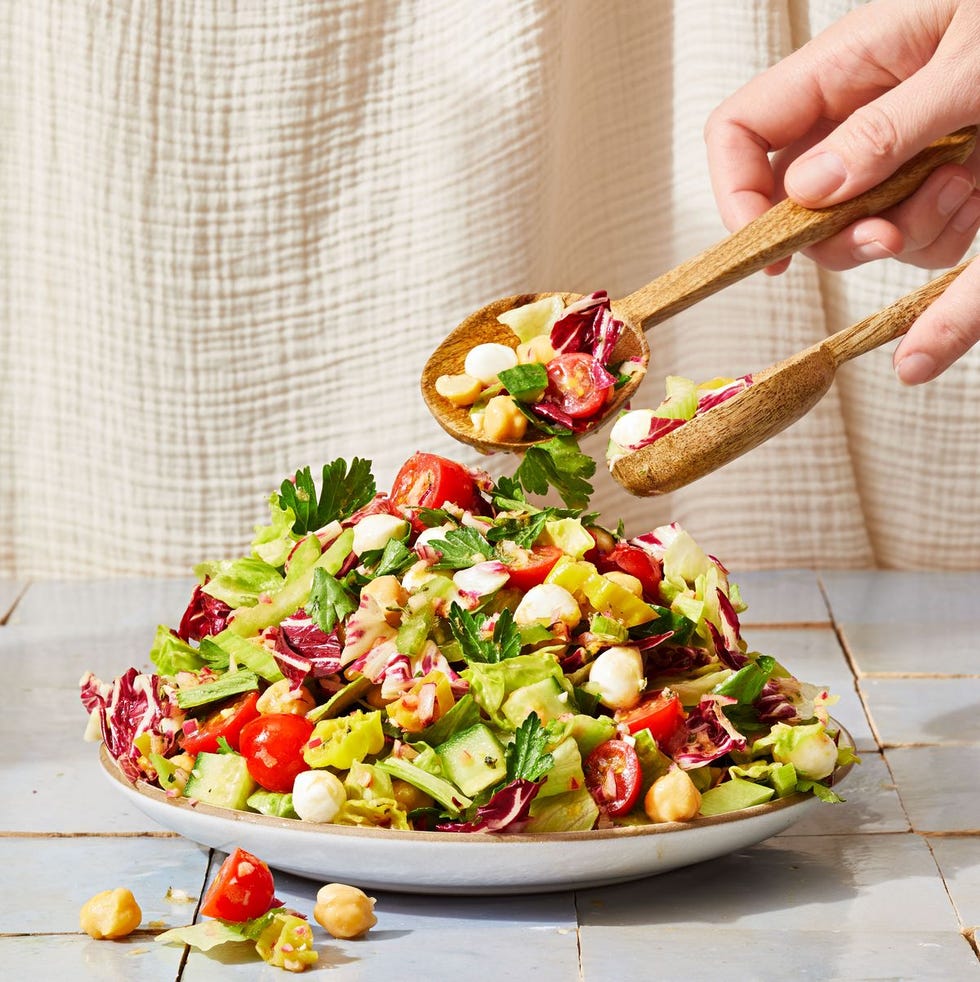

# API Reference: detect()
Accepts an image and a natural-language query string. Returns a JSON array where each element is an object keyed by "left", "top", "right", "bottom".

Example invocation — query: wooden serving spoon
[
  {"left": 421, "top": 127, "right": 976, "bottom": 455},
  {"left": 610, "top": 259, "right": 971, "bottom": 496}
]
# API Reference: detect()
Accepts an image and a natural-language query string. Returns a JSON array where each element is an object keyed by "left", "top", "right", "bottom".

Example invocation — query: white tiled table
[{"left": 2, "top": 572, "right": 978, "bottom": 980}]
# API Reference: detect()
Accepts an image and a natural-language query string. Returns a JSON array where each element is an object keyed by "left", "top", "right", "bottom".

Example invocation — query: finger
[
  {"left": 783, "top": 16, "right": 980, "bottom": 206},
  {"left": 903, "top": 189, "right": 980, "bottom": 269},
  {"left": 705, "top": 1, "right": 937, "bottom": 226},
  {"left": 799, "top": 164, "right": 977, "bottom": 271},
  {"left": 894, "top": 253, "right": 980, "bottom": 384},
  {"left": 800, "top": 217, "right": 903, "bottom": 272}
]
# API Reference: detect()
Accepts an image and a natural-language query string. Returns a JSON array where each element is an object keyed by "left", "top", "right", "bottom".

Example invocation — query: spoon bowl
[
  {"left": 421, "top": 128, "right": 975, "bottom": 456},
  {"left": 610, "top": 261, "right": 969, "bottom": 495},
  {"left": 421, "top": 292, "right": 649, "bottom": 454}
]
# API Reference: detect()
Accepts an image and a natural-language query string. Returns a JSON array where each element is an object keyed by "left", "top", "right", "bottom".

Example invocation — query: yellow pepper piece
[
  {"left": 582, "top": 572, "right": 656, "bottom": 628},
  {"left": 386, "top": 671, "right": 455, "bottom": 734}
]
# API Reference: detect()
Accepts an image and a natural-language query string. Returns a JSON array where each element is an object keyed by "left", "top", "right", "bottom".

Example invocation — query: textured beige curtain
[{"left": 2, "top": 0, "right": 977, "bottom": 577}]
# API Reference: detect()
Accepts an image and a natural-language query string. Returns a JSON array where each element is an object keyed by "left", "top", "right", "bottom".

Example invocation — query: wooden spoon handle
[
  {"left": 822, "top": 260, "right": 972, "bottom": 366},
  {"left": 617, "top": 127, "right": 976, "bottom": 330}
]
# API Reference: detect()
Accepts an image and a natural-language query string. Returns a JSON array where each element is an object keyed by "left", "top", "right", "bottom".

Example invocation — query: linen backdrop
[{"left": 1, "top": 0, "right": 977, "bottom": 577}]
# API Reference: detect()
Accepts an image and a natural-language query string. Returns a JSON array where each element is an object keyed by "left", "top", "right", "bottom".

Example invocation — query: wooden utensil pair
[{"left": 421, "top": 128, "right": 976, "bottom": 493}]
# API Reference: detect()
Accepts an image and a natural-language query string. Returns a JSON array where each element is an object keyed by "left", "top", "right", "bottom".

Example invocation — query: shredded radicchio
[
  {"left": 272, "top": 609, "right": 343, "bottom": 686},
  {"left": 674, "top": 695, "right": 747, "bottom": 769},
  {"left": 643, "top": 643, "right": 711, "bottom": 675},
  {"left": 80, "top": 668, "right": 181, "bottom": 781},
  {"left": 175, "top": 583, "right": 231, "bottom": 643},
  {"left": 436, "top": 779, "right": 541, "bottom": 833},
  {"left": 696, "top": 374, "right": 753, "bottom": 412},
  {"left": 549, "top": 291, "right": 623, "bottom": 367}
]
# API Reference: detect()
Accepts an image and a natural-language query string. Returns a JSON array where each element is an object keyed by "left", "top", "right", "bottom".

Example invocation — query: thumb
[{"left": 784, "top": 74, "right": 966, "bottom": 207}]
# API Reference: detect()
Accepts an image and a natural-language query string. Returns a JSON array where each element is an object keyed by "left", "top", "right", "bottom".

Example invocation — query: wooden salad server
[
  {"left": 420, "top": 127, "right": 976, "bottom": 456},
  {"left": 610, "top": 259, "right": 971, "bottom": 495}
]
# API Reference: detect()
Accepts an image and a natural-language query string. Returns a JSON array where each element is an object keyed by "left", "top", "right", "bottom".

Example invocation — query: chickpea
[
  {"left": 313, "top": 883, "right": 378, "bottom": 939},
  {"left": 359, "top": 574, "right": 408, "bottom": 626},
  {"left": 482, "top": 394, "right": 528, "bottom": 443},
  {"left": 390, "top": 778, "right": 434, "bottom": 812},
  {"left": 256, "top": 678, "right": 316, "bottom": 716},
  {"left": 435, "top": 373, "right": 483, "bottom": 407},
  {"left": 643, "top": 766, "right": 702, "bottom": 823},
  {"left": 603, "top": 570, "right": 644, "bottom": 597},
  {"left": 79, "top": 888, "right": 142, "bottom": 940},
  {"left": 516, "top": 334, "right": 557, "bottom": 365}
]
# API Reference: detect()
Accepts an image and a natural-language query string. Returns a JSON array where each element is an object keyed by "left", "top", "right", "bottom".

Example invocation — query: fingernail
[
  {"left": 937, "top": 176, "right": 974, "bottom": 216},
  {"left": 852, "top": 238, "right": 897, "bottom": 262},
  {"left": 787, "top": 151, "right": 847, "bottom": 202},
  {"left": 895, "top": 352, "right": 937, "bottom": 385},
  {"left": 951, "top": 192, "right": 980, "bottom": 234}
]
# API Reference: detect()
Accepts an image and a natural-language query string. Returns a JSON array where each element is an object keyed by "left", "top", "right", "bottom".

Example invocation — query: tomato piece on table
[
  {"left": 498, "top": 543, "right": 563, "bottom": 591},
  {"left": 239, "top": 713, "right": 314, "bottom": 793},
  {"left": 597, "top": 542, "right": 663, "bottom": 600},
  {"left": 583, "top": 739, "right": 642, "bottom": 816},
  {"left": 544, "top": 352, "right": 612, "bottom": 420},
  {"left": 200, "top": 847, "right": 277, "bottom": 922},
  {"left": 391, "top": 452, "right": 481, "bottom": 512},
  {"left": 180, "top": 690, "right": 261, "bottom": 755},
  {"left": 615, "top": 690, "right": 685, "bottom": 744}
]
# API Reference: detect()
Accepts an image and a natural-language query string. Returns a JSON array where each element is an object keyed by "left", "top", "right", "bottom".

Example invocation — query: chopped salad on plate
[{"left": 81, "top": 446, "right": 856, "bottom": 835}]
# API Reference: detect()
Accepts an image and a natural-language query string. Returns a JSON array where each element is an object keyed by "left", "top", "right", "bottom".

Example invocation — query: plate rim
[{"left": 100, "top": 723, "right": 854, "bottom": 845}]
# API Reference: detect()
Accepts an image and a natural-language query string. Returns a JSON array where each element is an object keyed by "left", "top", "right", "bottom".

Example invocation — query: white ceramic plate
[{"left": 101, "top": 741, "right": 853, "bottom": 895}]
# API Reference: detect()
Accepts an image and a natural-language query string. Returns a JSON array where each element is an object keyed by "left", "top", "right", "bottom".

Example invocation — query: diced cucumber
[
  {"left": 436, "top": 724, "right": 507, "bottom": 797},
  {"left": 183, "top": 752, "right": 257, "bottom": 811}
]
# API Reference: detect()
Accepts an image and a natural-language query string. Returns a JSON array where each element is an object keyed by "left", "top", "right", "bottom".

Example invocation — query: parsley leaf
[
  {"left": 486, "top": 509, "right": 556, "bottom": 548},
  {"left": 505, "top": 714, "right": 555, "bottom": 782},
  {"left": 307, "top": 568, "right": 357, "bottom": 634},
  {"left": 447, "top": 604, "right": 521, "bottom": 663},
  {"left": 278, "top": 458, "right": 375, "bottom": 535},
  {"left": 490, "top": 475, "right": 531, "bottom": 514},
  {"left": 429, "top": 527, "right": 492, "bottom": 570},
  {"left": 370, "top": 537, "right": 416, "bottom": 577},
  {"left": 513, "top": 436, "right": 595, "bottom": 511}
]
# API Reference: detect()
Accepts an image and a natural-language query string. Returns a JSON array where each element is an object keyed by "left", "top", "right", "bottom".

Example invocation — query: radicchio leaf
[
  {"left": 175, "top": 583, "right": 232, "bottom": 642},
  {"left": 674, "top": 694, "right": 747, "bottom": 769},
  {"left": 435, "top": 778, "right": 541, "bottom": 833},
  {"left": 273, "top": 609, "right": 343, "bottom": 687},
  {"left": 80, "top": 668, "right": 181, "bottom": 781}
]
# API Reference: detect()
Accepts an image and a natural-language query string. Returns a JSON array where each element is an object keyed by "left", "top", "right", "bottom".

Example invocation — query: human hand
[{"left": 704, "top": 0, "right": 980, "bottom": 384}]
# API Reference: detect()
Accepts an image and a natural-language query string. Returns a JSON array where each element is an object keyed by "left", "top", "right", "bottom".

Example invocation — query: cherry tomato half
[
  {"left": 391, "top": 452, "right": 481, "bottom": 512},
  {"left": 498, "top": 543, "right": 563, "bottom": 591},
  {"left": 200, "top": 847, "right": 277, "bottom": 922},
  {"left": 597, "top": 542, "right": 663, "bottom": 601},
  {"left": 583, "top": 739, "right": 642, "bottom": 816},
  {"left": 239, "top": 713, "right": 314, "bottom": 792},
  {"left": 615, "top": 690, "right": 685, "bottom": 745},
  {"left": 544, "top": 352, "right": 611, "bottom": 420},
  {"left": 180, "top": 690, "right": 261, "bottom": 755}
]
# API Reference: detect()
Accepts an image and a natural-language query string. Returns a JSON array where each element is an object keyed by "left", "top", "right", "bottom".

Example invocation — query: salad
[
  {"left": 607, "top": 373, "right": 754, "bottom": 467},
  {"left": 81, "top": 448, "right": 855, "bottom": 835},
  {"left": 435, "top": 292, "right": 643, "bottom": 443}
]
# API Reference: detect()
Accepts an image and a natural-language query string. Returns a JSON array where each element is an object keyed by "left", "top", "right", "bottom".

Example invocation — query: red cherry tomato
[
  {"left": 583, "top": 739, "right": 642, "bottom": 816},
  {"left": 200, "top": 847, "right": 277, "bottom": 922},
  {"left": 239, "top": 714, "right": 314, "bottom": 792},
  {"left": 544, "top": 353, "right": 611, "bottom": 419},
  {"left": 499, "top": 544, "right": 563, "bottom": 591},
  {"left": 391, "top": 452, "right": 481, "bottom": 512},
  {"left": 597, "top": 542, "right": 663, "bottom": 600},
  {"left": 180, "top": 691, "right": 261, "bottom": 755},
  {"left": 615, "top": 690, "right": 685, "bottom": 744}
]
